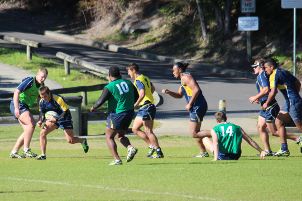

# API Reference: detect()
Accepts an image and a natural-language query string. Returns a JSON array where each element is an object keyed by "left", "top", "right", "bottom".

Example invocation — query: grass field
[
  {"left": 0, "top": 131, "right": 301, "bottom": 200},
  {"left": 0, "top": 46, "right": 108, "bottom": 116}
]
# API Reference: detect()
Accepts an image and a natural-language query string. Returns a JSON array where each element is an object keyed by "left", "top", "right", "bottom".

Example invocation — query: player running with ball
[{"left": 36, "top": 86, "right": 89, "bottom": 160}]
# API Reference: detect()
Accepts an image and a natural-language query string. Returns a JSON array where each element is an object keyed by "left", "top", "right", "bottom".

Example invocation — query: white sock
[
  {"left": 23, "top": 148, "right": 30, "bottom": 152},
  {"left": 149, "top": 145, "right": 154, "bottom": 149},
  {"left": 11, "top": 151, "right": 17, "bottom": 154}
]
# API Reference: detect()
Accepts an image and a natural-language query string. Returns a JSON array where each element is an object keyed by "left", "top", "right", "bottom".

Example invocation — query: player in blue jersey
[
  {"left": 162, "top": 62, "right": 211, "bottom": 157},
  {"left": 263, "top": 58, "right": 302, "bottom": 156},
  {"left": 9, "top": 68, "right": 48, "bottom": 159},
  {"left": 35, "top": 86, "right": 89, "bottom": 160},
  {"left": 201, "top": 111, "right": 266, "bottom": 160},
  {"left": 248, "top": 59, "right": 301, "bottom": 156},
  {"left": 126, "top": 63, "right": 164, "bottom": 158}
]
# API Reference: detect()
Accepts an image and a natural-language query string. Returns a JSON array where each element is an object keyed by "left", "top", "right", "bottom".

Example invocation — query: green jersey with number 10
[
  {"left": 213, "top": 122, "right": 242, "bottom": 154},
  {"left": 105, "top": 79, "right": 135, "bottom": 114}
]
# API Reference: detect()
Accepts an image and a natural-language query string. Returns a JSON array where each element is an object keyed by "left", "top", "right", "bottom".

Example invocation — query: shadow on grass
[{"left": 0, "top": 190, "right": 45, "bottom": 193}]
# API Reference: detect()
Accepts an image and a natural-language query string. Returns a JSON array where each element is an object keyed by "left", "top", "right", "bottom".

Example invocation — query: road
[{"left": 0, "top": 23, "right": 287, "bottom": 120}]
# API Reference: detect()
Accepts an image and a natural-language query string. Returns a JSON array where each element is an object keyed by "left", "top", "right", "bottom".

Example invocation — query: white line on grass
[{"left": 3, "top": 177, "right": 221, "bottom": 200}]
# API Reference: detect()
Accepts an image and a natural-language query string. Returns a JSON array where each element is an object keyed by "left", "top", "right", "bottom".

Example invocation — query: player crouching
[{"left": 36, "top": 86, "right": 89, "bottom": 160}]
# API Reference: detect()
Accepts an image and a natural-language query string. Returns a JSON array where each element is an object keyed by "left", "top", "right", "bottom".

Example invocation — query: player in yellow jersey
[{"left": 126, "top": 63, "right": 164, "bottom": 158}]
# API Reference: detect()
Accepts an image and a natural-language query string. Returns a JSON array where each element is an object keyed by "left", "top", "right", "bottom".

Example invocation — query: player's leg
[
  {"left": 274, "top": 111, "right": 291, "bottom": 156},
  {"left": 257, "top": 116, "right": 272, "bottom": 153},
  {"left": 16, "top": 111, "right": 37, "bottom": 158},
  {"left": 106, "top": 127, "right": 121, "bottom": 161},
  {"left": 132, "top": 116, "right": 152, "bottom": 146},
  {"left": 143, "top": 119, "right": 164, "bottom": 158},
  {"left": 201, "top": 137, "right": 214, "bottom": 154},
  {"left": 191, "top": 121, "right": 209, "bottom": 157},
  {"left": 36, "top": 121, "right": 58, "bottom": 160}
]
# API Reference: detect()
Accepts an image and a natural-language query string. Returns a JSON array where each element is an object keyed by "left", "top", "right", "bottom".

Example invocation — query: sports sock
[
  {"left": 156, "top": 147, "right": 161, "bottom": 152},
  {"left": 23, "top": 148, "right": 30, "bottom": 152},
  {"left": 149, "top": 145, "right": 154, "bottom": 149},
  {"left": 281, "top": 143, "right": 288, "bottom": 151},
  {"left": 11, "top": 151, "right": 17, "bottom": 154}
]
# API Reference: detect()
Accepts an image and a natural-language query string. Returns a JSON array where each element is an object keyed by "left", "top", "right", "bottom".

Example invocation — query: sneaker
[
  {"left": 147, "top": 146, "right": 155, "bottom": 157},
  {"left": 265, "top": 150, "right": 274, "bottom": 156},
  {"left": 82, "top": 138, "right": 89, "bottom": 153},
  {"left": 9, "top": 152, "right": 26, "bottom": 159},
  {"left": 36, "top": 155, "right": 46, "bottom": 160},
  {"left": 256, "top": 150, "right": 275, "bottom": 156},
  {"left": 274, "top": 149, "right": 290, "bottom": 157},
  {"left": 149, "top": 151, "right": 164, "bottom": 158},
  {"left": 296, "top": 136, "right": 302, "bottom": 153},
  {"left": 108, "top": 159, "right": 122, "bottom": 165},
  {"left": 194, "top": 152, "right": 209, "bottom": 158},
  {"left": 22, "top": 149, "right": 37, "bottom": 158},
  {"left": 126, "top": 147, "right": 138, "bottom": 162}
]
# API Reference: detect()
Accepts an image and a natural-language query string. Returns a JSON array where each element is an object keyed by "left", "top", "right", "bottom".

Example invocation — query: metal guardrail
[{"left": 0, "top": 35, "right": 42, "bottom": 60}]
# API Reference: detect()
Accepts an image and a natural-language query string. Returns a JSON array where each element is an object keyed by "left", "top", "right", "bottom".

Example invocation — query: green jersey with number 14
[
  {"left": 213, "top": 122, "right": 242, "bottom": 154},
  {"left": 105, "top": 79, "right": 135, "bottom": 114}
]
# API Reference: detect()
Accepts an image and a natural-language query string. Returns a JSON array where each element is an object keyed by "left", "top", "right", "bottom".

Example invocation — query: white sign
[
  {"left": 238, "top": 17, "right": 259, "bottom": 31},
  {"left": 241, "top": 0, "right": 256, "bottom": 13},
  {"left": 282, "top": 0, "right": 302, "bottom": 8}
]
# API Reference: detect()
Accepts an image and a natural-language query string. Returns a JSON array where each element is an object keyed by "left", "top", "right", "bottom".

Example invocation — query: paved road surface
[{"left": 0, "top": 23, "right": 288, "bottom": 121}]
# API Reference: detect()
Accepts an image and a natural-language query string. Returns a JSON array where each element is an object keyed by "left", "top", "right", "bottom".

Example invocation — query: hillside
[{"left": 0, "top": 0, "right": 302, "bottom": 76}]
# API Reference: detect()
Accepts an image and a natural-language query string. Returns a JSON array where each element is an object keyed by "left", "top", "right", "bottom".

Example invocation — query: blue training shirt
[
  {"left": 180, "top": 72, "right": 207, "bottom": 110},
  {"left": 17, "top": 77, "right": 43, "bottom": 93},
  {"left": 39, "top": 93, "right": 71, "bottom": 121},
  {"left": 269, "top": 69, "right": 302, "bottom": 104},
  {"left": 256, "top": 71, "right": 277, "bottom": 107}
]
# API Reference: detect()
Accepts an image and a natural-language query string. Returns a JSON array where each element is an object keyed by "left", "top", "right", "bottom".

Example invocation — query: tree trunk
[
  {"left": 196, "top": 0, "right": 207, "bottom": 40},
  {"left": 215, "top": 4, "right": 223, "bottom": 30},
  {"left": 224, "top": 0, "right": 234, "bottom": 35}
]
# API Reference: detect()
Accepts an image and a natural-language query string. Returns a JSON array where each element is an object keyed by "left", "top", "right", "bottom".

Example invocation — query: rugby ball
[{"left": 45, "top": 111, "right": 59, "bottom": 120}]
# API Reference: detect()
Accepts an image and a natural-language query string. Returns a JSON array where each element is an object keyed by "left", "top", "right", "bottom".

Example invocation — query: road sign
[
  {"left": 238, "top": 17, "right": 259, "bottom": 31},
  {"left": 241, "top": 0, "right": 256, "bottom": 13},
  {"left": 282, "top": 0, "right": 302, "bottom": 9}
]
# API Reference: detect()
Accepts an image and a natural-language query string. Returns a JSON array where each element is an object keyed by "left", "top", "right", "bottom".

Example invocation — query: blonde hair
[{"left": 38, "top": 68, "right": 48, "bottom": 75}]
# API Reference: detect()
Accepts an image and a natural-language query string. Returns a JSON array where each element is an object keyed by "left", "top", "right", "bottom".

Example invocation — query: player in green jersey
[
  {"left": 9, "top": 68, "right": 48, "bottom": 159},
  {"left": 90, "top": 66, "right": 138, "bottom": 165},
  {"left": 201, "top": 111, "right": 266, "bottom": 160}
]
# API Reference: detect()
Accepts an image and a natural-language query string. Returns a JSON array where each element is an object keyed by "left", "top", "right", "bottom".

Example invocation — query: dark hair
[
  {"left": 109, "top": 66, "right": 122, "bottom": 78},
  {"left": 39, "top": 85, "right": 50, "bottom": 95},
  {"left": 264, "top": 58, "right": 278, "bottom": 68},
  {"left": 126, "top": 63, "right": 139, "bottom": 72},
  {"left": 215, "top": 111, "right": 227, "bottom": 123},
  {"left": 173, "top": 62, "right": 189, "bottom": 72}
]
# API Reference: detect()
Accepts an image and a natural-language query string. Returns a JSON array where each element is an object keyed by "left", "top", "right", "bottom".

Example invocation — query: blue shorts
[
  {"left": 190, "top": 104, "right": 207, "bottom": 122},
  {"left": 10, "top": 101, "right": 30, "bottom": 119},
  {"left": 107, "top": 110, "right": 134, "bottom": 131},
  {"left": 137, "top": 104, "right": 156, "bottom": 121},
  {"left": 215, "top": 151, "right": 241, "bottom": 160},
  {"left": 260, "top": 103, "right": 280, "bottom": 123},
  {"left": 55, "top": 120, "right": 74, "bottom": 130},
  {"left": 289, "top": 99, "right": 302, "bottom": 122}
]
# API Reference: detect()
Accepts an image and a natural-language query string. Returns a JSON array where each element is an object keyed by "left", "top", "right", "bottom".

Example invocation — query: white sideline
[{"left": 3, "top": 177, "right": 220, "bottom": 200}]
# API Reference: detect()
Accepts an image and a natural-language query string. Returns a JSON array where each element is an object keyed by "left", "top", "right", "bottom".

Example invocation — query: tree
[
  {"left": 196, "top": 0, "right": 207, "bottom": 40},
  {"left": 224, "top": 0, "right": 234, "bottom": 35}
]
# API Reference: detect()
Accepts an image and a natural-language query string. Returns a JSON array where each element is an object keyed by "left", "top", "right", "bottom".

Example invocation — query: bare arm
[
  {"left": 262, "top": 87, "right": 277, "bottom": 110},
  {"left": 162, "top": 87, "right": 184, "bottom": 99},
  {"left": 241, "top": 129, "right": 265, "bottom": 159},
  {"left": 211, "top": 129, "right": 219, "bottom": 161},
  {"left": 182, "top": 74, "right": 200, "bottom": 111},
  {"left": 13, "top": 89, "right": 21, "bottom": 118},
  {"left": 134, "top": 89, "right": 145, "bottom": 107},
  {"left": 249, "top": 86, "right": 269, "bottom": 103}
]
